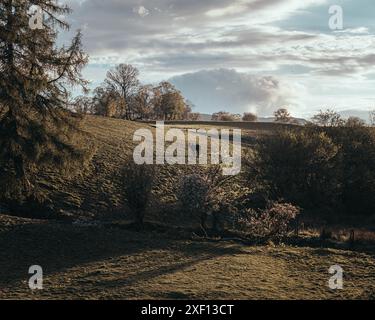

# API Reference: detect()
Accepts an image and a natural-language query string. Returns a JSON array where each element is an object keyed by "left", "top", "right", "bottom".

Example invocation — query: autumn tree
[
  {"left": 92, "top": 86, "right": 122, "bottom": 118},
  {"left": 105, "top": 64, "right": 140, "bottom": 120},
  {"left": 0, "top": 0, "right": 88, "bottom": 203},
  {"left": 154, "top": 82, "right": 187, "bottom": 120},
  {"left": 132, "top": 85, "right": 155, "bottom": 120}
]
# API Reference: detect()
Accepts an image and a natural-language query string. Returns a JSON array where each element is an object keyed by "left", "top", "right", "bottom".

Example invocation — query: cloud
[
  {"left": 170, "top": 69, "right": 297, "bottom": 116},
  {"left": 60, "top": 0, "right": 375, "bottom": 116},
  {"left": 133, "top": 6, "right": 150, "bottom": 18}
]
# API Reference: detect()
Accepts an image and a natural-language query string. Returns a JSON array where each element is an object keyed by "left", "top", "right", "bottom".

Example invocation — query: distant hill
[
  {"left": 197, "top": 114, "right": 308, "bottom": 125},
  {"left": 338, "top": 109, "right": 372, "bottom": 123}
]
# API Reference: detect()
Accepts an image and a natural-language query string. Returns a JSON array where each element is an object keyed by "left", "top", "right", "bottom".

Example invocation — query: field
[
  {"left": 1, "top": 115, "right": 375, "bottom": 300},
  {"left": 1, "top": 214, "right": 374, "bottom": 300}
]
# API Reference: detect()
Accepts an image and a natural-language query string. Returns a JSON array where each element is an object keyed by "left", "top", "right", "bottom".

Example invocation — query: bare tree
[
  {"left": 243, "top": 112, "right": 258, "bottom": 122},
  {"left": 311, "top": 109, "right": 344, "bottom": 127},
  {"left": 345, "top": 116, "right": 366, "bottom": 128},
  {"left": 105, "top": 64, "right": 140, "bottom": 120},
  {"left": 73, "top": 96, "right": 93, "bottom": 115},
  {"left": 274, "top": 108, "right": 291, "bottom": 123}
]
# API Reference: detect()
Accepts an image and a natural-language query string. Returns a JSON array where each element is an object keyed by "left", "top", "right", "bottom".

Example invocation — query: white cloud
[
  {"left": 170, "top": 69, "right": 300, "bottom": 116},
  {"left": 134, "top": 6, "right": 150, "bottom": 18}
]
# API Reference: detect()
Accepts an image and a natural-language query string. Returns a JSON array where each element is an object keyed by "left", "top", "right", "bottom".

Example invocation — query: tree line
[{"left": 72, "top": 64, "right": 200, "bottom": 121}]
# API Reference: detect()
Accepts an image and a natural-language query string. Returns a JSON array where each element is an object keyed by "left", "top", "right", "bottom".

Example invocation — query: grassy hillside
[
  {"left": 15, "top": 115, "right": 272, "bottom": 222},
  {"left": 28, "top": 116, "right": 148, "bottom": 220},
  {"left": 1, "top": 115, "right": 375, "bottom": 300}
]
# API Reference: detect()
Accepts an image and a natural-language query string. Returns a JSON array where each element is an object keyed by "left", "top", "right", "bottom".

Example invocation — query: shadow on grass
[{"left": 0, "top": 220, "right": 245, "bottom": 292}]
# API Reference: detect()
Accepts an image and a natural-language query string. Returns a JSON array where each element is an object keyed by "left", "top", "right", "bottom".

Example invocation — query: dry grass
[
  {"left": 2, "top": 115, "right": 375, "bottom": 300},
  {"left": 0, "top": 215, "right": 374, "bottom": 300}
]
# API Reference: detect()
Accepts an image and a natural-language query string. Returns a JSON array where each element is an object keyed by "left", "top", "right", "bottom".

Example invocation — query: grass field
[
  {"left": 1, "top": 115, "right": 374, "bottom": 300},
  {"left": 1, "top": 214, "right": 374, "bottom": 300}
]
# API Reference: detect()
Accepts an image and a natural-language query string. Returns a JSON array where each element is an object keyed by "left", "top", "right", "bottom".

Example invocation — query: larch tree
[{"left": 0, "top": 0, "right": 89, "bottom": 203}]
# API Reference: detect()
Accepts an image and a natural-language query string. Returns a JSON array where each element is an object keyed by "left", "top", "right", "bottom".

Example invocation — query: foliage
[
  {"left": 311, "top": 109, "right": 345, "bottom": 127},
  {"left": 188, "top": 113, "right": 201, "bottom": 121},
  {"left": 104, "top": 64, "right": 140, "bottom": 120},
  {"left": 249, "top": 128, "right": 340, "bottom": 209},
  {"left": 91, "top": 77, "right": 191, "bottom": 121},
  {"left": 120, "top": 162, "right": 156, "bottom": 228},
  {"left": 243, "top": 112, "right": 258, "bottom": 122},
  {"left": 250, "top": 124, "right": 375, "bottom": 217},
  {"left": 176, "top": 166, "right": 237, "bottom": 230},
  {"left": 72, "top": 96, "right": 93, "bottom": 115},
  {"left": 212, "top": 111, "right": 241, "bottom": 121},
  {"left": 274, "top": 108, "right": 291, "bottom": 123},
  {"left": 0, "top": 0, "right": 89, "bottom": 204},
  {"left": 345, "top": 116, "right": 366, "bottom": 128},
  {"left": 326, "top": 126, "right": 375, "bottom": 215},
  {"left": 238, "top": 202, "right": 300, "bottom": 241}
]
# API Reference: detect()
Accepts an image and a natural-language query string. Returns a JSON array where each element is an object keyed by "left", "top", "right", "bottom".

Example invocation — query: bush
[
  {"left": 326, "top": 126, "right": 375, "bottom": 215},
  {"left": 249, "top": 125, "right": 375, "bottom": 217},
  {"left": 243, "top": 113, "right": 258, "bottom": 122},
  {"left": 250, "top": 128, "right": 340, "bottom": 209},
  {"left": 274, "top": 108, "right": 291, "bottom": 123},
  {"left": 177, "top": 174, "right": 211, "bottom": 228},
  {"left": 176, "top": 167, "right": 241, "bottom": 231},
  {"left": 212, "top": 111, "right": 241, "bottom": 121},
  {"left": 238, "top": 202, "right": 300, "bottom": 241},
  {"left": 345, "top": 116, "right": 366, "bottom": 128},
  {"left": 120, "top": 162, "right": 156, "bottom": 228}
]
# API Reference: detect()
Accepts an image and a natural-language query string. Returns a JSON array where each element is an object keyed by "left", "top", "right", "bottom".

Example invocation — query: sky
[{"left": 62, "top": 0, "right": 375, "bottom": 118}]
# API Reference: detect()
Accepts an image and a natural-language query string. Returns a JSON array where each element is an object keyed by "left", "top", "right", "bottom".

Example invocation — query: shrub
[
  {"left": 177, "top": 174, "right": 211, "bottom": 228},
  {"left": 345, "top": 116, "right": 366, "bottom": 128},
  {"left": 239, "top": 202, "right": 300, "bottom": 241},
  {"left": 212, "top": 111, "right": 241, "bottom": 121},
  {"left": 327, "top": 126, "right": 375, "bottom": 215},
  {"left": 243, "top": 113, "right": 258, "bottom": 122},
  {"left": 249, "top": 128, "right": 340, "bottom": 209},
  {"left": 249, "top": 125, "right": 375, "bottom": 217},
  {"left": 120, "top": 162, "right": 156, "bottom": 228},
  {"left": 176, "top": 167, "right": 241, "bottom": 231}
]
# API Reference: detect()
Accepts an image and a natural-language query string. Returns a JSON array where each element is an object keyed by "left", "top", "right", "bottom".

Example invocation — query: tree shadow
[{"left": 0, "top": 220, "right": 245, "bottom": 292}]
